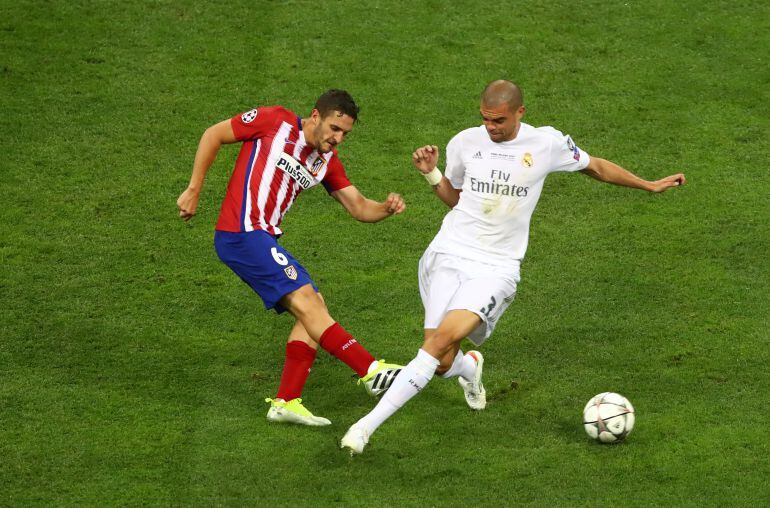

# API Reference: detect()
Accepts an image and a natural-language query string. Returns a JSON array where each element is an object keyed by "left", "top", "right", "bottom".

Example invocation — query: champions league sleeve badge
[
  {"left": 241, "top": 108, "right": 258, "bottom": 123},
  {"left": 566, "top": 136, "right": 580, "bottom": 161}
]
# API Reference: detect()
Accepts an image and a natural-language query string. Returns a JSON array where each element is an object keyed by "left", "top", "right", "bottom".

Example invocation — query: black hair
[{"left": 314, "top": 89, "right": 359, "bottom": 121}]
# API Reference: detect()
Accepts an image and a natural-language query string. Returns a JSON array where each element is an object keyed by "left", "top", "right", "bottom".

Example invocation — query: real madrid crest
[{"left": 522, "top": 153, "right": 534, "bottom": 168}]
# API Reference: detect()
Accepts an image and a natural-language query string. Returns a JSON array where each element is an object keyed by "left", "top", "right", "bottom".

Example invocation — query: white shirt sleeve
[
  {"left": 540, "top": 126, "right": 591, "bottom": 173},
  {"left": 444, "top": 132, "right": 466, "bottom": 189}
]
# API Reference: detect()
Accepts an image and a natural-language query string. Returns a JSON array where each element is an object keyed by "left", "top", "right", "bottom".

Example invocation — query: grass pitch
[{"left": 2, "top": 0, "right": 768, "bottom": 505}]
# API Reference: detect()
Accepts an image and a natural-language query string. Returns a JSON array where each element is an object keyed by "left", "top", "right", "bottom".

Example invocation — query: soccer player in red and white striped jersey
[{"left": 177, "top": 90, "right": 404, "bottom": 426}]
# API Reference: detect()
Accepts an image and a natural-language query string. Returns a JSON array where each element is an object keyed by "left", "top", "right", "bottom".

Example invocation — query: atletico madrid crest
[
  {"left": 310, "top": 157, "right": 325, "bottom": 176},
  {"left": 284, "top": 265, "right": 298, "bottom": 280}
]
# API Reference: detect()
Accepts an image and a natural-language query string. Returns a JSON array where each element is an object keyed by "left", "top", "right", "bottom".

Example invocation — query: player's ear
[{"left": 310, "top": 108, "right": 321, "bottom": 124}]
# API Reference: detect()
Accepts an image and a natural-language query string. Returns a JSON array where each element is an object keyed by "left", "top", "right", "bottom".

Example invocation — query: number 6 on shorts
[{"left": 271, "top": 247, "right": 288, "bottom": 266}]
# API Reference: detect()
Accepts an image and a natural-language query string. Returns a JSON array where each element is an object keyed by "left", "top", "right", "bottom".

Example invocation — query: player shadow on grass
[
  {"left": 555, "top": 416, "right": 591, "bottom": 442},
  {"left": 321, "top": 379, "right": 523, "bottom": 460}
]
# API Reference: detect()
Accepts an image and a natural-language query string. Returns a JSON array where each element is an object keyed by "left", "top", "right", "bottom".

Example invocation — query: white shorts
[{"left": 418, "top": 247, "right": 520, "bottom": 346}]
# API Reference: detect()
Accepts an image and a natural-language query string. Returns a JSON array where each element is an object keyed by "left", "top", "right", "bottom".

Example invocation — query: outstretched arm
[
  {"left": 581, "top": 157, "right": 686, "bottom": 193},
  {"left": 412, "top": 145, "right": 461, "bottom": 208},
  {"left": 177, "top": 119, "right": 238, "bottom": 221},
  {"left": 331, "top": 185, "right": 405, "bottom": 223}
]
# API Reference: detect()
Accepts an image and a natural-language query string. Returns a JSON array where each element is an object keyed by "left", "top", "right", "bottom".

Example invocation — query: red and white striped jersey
[{"left": 215, "top": 106, "right": 352, "bottom": 235}]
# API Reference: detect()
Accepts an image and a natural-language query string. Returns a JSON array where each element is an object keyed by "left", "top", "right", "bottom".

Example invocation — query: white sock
[
  {"left": 356, "top": 349, "right": 439, "bottom": 435},
  {"left": 440, "top": 350, "right": 477, "bottom": 381}
]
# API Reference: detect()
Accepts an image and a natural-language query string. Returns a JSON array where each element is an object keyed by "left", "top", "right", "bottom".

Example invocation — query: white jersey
[{"left": 428, "top": 122, "right": 590, "bottom": 268}]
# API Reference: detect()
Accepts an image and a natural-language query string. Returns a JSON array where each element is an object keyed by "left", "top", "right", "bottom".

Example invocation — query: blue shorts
[{"left": 214, "top": 230, "right": 317, "bottom": 313}]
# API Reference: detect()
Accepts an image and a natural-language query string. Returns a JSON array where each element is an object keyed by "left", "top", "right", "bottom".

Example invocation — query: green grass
[{"left": 2, "top": 0, "right": 768, "bottom": 505}]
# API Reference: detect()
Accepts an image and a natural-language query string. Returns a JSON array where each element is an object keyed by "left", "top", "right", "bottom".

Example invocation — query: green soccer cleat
[
  {"left": 265, "top": 398, "right": 332, "bottom": 426},
  {"left": 458, "top": 351, "right": 486, "bottom": 410},
  {"left": 340, "top": 424, "right": 370, "bottom": 455},
  {"left": 358, "top": 360, "right": 402, "bottom": 397}
]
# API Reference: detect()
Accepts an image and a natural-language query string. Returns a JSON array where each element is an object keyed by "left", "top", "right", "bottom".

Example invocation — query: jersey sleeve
[
  {"left": 541, "top": 126, "right": 591, "bottom": 173},
  {"left": 230, "top": 106, "right": 284, "bottom": 141},
  {"left": 321, "top": 152, "right": 352, "bottom": 193},
  {"left": 444, "top": 132, "right": 466, "bottom": 189}
]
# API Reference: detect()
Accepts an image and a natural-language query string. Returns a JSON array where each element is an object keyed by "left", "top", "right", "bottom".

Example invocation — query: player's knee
[{"left": 284, "top": 286, "right": 326, "bottom": 319}]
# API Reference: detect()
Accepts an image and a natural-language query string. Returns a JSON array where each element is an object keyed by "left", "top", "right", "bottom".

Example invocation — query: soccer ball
[{"left": 583, "top": 392, "right": 635, "bottom": 443}]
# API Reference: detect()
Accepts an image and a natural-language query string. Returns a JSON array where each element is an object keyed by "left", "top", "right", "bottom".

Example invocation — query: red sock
[
  {"left": 276, "top": 340, "right": 317, "bottom": 401},
  {"left": 319, "top": 323, "right": 375, "bottom": 378}
]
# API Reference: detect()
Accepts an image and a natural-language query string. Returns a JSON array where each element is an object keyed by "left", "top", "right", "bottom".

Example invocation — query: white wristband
[{"left": 423, "top": 167, "right": 442, "bottom": 186}]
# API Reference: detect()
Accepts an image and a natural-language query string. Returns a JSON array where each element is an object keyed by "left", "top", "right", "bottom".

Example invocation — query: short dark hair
[
  {"left": 481, "top": 80, "right": 523, "bottom": 110},
  {"left": 314, "top": 89, "right": 359, "bottom": 121}
]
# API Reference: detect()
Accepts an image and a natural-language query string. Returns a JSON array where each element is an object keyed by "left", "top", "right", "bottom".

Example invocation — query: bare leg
[
  {"left": 285, "top": 292, "right": 327, "bottom": 349},
  {"left": 280, "top": 284, "right": 375, "bottom": 378},
  {"left": 349, "top": 310, "right": 481, "bottom": 437}
]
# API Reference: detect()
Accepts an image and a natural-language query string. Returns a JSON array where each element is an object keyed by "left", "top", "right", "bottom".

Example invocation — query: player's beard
[
  {"left": 313, "top": 124, "right": 332, "bottom": 152},
  {"left": 488, "top": 126, "right": 516, "bottom": 143},
  {"left": 488, "top": 130, "right": 504, "bottom": 142}
]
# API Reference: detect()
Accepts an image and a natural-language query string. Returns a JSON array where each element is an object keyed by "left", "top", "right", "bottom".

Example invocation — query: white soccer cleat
[
  {"left": 359, "top": 360, "right": 402, "bottom": 397},
  {"left": 265, "top": 398, "right": 331, "bottom": 426},
  {"left": 458, "top": 351, "right": 486, "bottom": 410},
  {"left": 340, "top": 424, "right": 370, "bottom": 455}
]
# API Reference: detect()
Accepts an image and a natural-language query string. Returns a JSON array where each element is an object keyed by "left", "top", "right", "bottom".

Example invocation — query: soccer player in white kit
[{"left": 341, "top": 80, "right": 686, "bottom": 454}]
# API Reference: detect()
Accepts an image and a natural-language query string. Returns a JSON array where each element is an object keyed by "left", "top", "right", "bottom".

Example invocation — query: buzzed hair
[
  {"left": 481, "top": 80, "right": 524, "bottom": 110},
  {"left": 315, "top": 89, "right": 359, "bottom": 121}
]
